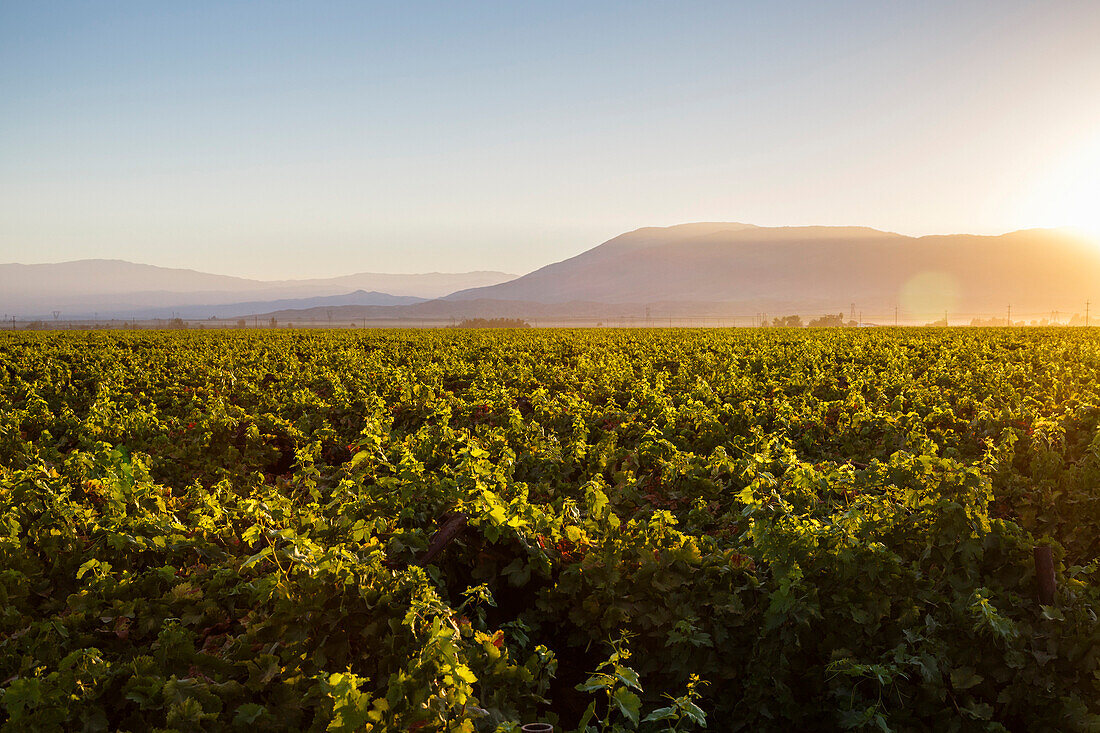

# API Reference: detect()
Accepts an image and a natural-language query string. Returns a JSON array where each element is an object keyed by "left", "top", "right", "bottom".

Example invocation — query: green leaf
[
  {"left": 950, "top": 667, "right": 983, "bottom": 690},
  {"left": 233, "top": 703, "right": 267, "bottom": 726},
  {"left": 681, "top": 700, "right": 707, "bottom": 725},
  {"left": 643, "top": 706, "right": 678, "bottom": 722},
  {"left": 1040, "top": 605, "right": 1064, "bottom": 621},
  {"left": 587, "top": 487, "right": 609, "bottom": 516},
  {"left": 614, "top": 664, "right": 641, "bottom": 690},
  {"left": 241, "top": 546, "right": 273, "bottom": 569},
  {"left": 961, "top": 701, "right": 993, "bottom": 720},
  {"left": 576, "top": 673, "right": 614, "bottom": 693},
  {"left": 348, "top": 450, "right": 372, "bottom": 469},
  {"left": 576, "top": 700, "right": 598, "bottom": 732},
  {"left": 613, "top": 687, "right": 641, "bottom": 726}
]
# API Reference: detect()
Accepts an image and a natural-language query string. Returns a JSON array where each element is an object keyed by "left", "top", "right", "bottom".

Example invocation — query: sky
[{"left": 2, "top": 1, "right": 1100, "bottom": 280}]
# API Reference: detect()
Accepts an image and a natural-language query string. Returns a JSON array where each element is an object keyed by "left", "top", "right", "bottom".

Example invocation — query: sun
[{"left": 1019, "top": 134, "right": 1100, "bottom": 238}]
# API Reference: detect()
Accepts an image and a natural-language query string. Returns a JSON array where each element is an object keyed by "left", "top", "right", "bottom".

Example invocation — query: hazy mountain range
[
  {"left": 0, "top": 261, "right": 513, "bottom": 319},
  {"left": 446, "top": 223, "right": 1100, "bottom": 312},
  {"left": 101, "top": 291, "right": 428, "bottom": 321},
  {"left": 4, "top": 224, "right": 1099, "bottom": 323}
]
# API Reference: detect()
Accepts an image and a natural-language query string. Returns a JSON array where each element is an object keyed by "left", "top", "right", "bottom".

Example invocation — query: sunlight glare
[{"left": 1020, "top": 134, "right": 1100, "bottom": 239}]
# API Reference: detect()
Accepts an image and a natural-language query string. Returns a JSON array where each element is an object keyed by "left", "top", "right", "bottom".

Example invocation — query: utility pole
[
  {"left": 1086, "top": 300, "right": 1091, "bottom": 327},
  {"left": 894, "top": 306, "right": 898, "bottom": 327},
  {"left": 1007, "top": 304, "right": 1011, "bottom": 326},
  {"left": 850, "top": 303, "right": 855, "bottom": 322}
]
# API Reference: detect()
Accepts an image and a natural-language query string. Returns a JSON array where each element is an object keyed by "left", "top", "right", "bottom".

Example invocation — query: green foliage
[
  {"left": 455, "top": 318, "right": 532, "bottom": 329},
  {"left": 0, "top": 328, "right": 1099, "bottom": 730}
]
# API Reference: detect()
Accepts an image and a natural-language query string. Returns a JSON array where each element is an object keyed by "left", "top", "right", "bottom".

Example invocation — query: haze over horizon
[
  {"left": 3, "top": 223, "right": 1098, "bottom": 327},
  {"left": 3, "top": 1, "right": 1100, "bottom": 280}
]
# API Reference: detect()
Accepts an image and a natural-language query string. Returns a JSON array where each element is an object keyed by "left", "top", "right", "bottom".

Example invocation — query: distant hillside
[
  {"left": 0, "top": 260, "right": 515, "bottom": 317},
  {"left": 0, "top": 260, "right": 258, "bottom": 299},
  {"left": 8, "top": 225, "right": 1099, "bottom": 323},
  {"left": 443, "top": 224, "right": 1100, "bottom": 316},
  {"left": 268, "top": 271, "right": 517, "bottom": 299},
  {"left": 248, "top": 298, "right": 792, "bottom": 325},
  {"left": 109, "top": 290, "right": 426, "bottom": 321},
  {"left": 249, "top": 298, "right": 669, "bottom": 322}
]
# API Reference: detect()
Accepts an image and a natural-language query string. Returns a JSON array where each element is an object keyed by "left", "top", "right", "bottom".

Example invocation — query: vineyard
[{"left": 1, "top": 328, "right": 1099, "bottom": 732}]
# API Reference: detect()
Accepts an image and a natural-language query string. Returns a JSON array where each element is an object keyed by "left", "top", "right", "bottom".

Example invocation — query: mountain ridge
[
  {"left": 0, "top": 260, "right": 517, "bottom": 316},
  {"left": 442, "top": 223, "right": 1100, "bottom": 313},
  {"left": 5, "top": 224, "right": 1098, "bottom": 322},
  {"left": 90, "top": 290, "right": 429, "bottom": 321}
]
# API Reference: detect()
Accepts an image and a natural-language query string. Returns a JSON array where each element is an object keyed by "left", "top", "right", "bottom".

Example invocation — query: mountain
[
  {"left": 8, "top": 225, "right": 1099, "bottom": 324},
  {"left": 109, "top": 290, "right": 426, "bottom": 321},
  {"left": 443, "top": 224, "right": 1100, "bottom": 316},
  {"left": 267, "top": 272, "right": 516, "bottom": 299},
  {"left": 247, "top": 298, "right": 789, "bottom": 326},
  {"left": 0, "top": 260, "right": 258, "bottom": 300},
  {"left": 0, "top": 260, "right": 515, "bottom": 317}
]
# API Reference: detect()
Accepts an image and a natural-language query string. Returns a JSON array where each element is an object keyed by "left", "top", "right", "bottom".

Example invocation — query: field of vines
[{"left": 2, "top": 328, "right": 1099, "bottom": 732}]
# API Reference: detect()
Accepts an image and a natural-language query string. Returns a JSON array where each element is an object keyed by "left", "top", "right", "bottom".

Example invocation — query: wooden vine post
[{"left": 414, "top": 513, "right": 469, "bottom": 567}]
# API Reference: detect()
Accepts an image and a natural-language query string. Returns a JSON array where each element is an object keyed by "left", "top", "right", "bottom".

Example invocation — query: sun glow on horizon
[{"left": 1018, "top": 134, "right": 1100, "bottom": 240}]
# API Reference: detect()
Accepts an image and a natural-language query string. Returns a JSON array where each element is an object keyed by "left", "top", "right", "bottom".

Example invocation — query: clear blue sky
[{"left": 2, "top": 1, "right": 1099, "bottom": 279}]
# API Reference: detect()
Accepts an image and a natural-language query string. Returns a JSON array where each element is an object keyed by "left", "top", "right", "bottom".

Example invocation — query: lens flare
[{"left": 899, "top": 272, "right": 960, "bottom": 321}]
